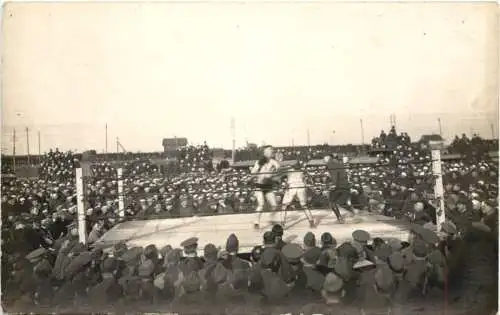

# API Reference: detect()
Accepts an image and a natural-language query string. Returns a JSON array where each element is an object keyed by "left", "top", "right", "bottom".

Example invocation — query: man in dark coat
[{"left": 324, "top": 154, "right": 350, "bottom": 222}]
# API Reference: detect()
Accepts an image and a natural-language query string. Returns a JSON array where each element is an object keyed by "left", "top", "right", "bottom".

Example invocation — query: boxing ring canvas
[{"left": 94, "top": 209, "right": 413, "bottom": 254}]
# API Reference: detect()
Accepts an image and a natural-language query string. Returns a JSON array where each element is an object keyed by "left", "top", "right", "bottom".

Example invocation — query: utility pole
[
  {"left": 438, "top": 118, "right": 443, "bottom": 138},
  {"left": 26, "top": 127, "right": 30, "bottom": 165},
  {"left": 360, "top": 119, "right": 365, "bottom": 145},
  {"left": 105, "top": 124, "right": 108, "bottom": 153},
  {"left": 116, "top": 137, "right": 119, "bottom": 153},
  {"left": 231, "top": 118, "right": 236, "bottom": 162},
  {"left": 307, "top": 128, "right": 311, "bottom": 146},
  {"left": 38, "top": 131, "right": 41, "bottom": 156},
  {"left": 12, "top": 128, "right": 16, "bottom": 172},
  {"left": 491, "top": 123, "right": 495, "bottom": 139}
]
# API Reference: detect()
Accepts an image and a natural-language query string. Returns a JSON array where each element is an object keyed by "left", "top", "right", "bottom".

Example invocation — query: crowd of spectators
[{"left": 1, "top": 126, "right": 498, "bottom": 313}]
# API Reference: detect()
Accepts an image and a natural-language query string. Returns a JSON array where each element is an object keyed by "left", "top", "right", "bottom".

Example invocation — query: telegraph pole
[
  {"left": 38, "top": 131, "right": 41, "bottom": 155},
  {"left": 116, "top": 137, "right": 119, "bottom": 153},
  {"left": 438, "top": 118, "right": 443, "bottom": 138},
  {"left": 360, "top": 119, "right": 365, "bottom": 145},
  {"left": 230, "top": 118, "right": 236, "bottom": 162},
  {"left": 12, "top": 128, "right": 16, "bottom": 171},
  {"left": 307, "top": 128, "right": 311, "bottom": 146},
  {"left": 26, "top": 127, "right": 30, "bottom": 165},
  {"left": 105, "top": 124, "right": 108, "bottom": 153},
  {"left": 491, "top": 123, "right": 495, "bottom": 139}
]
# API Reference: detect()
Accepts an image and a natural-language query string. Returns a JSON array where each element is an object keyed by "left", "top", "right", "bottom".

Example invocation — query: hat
[
  {"left": 441, "top": 221, "right": 457, "bottom": 235},
  {"left": 204, "top": 243, "right": 218, "bottom": 259},
  {"left": 271, "top": 224, "right": 284, "bottom": 237},
  {"left": 303, "top": 232, "right": 316, "bottom": 248},
  {"left": 374, "top": 244, "right": 392, "bottom": 262},
  {"left": 226, "top": 233, "right": 239, "bottom": 253},
  {"left": 387, "top": 239, "right": 403, "bottom": 252},
  {"left": 374, "top": 266, "right": 394, "bottom": 292},
  {"left": 336, "top": 243, "right": 357, "bottom": 260},
  {"left": 282, "top": 243, "right": 304, "bottom": 264},
  {"left": 352, "top": 230, "right": 370, "bottom": 243},
  {"left": 321, "top": 232, "right": 337, "bottom": 247},
  {"left": 323, "top": 272, "right": 344, "bottom": 293},
  {"left": 181, "top": 237, "right": 198, "bottom": 249},
  {"left": 387, "top": 252, "right": 404, "bottom": 273},
  {"left": 412, "top": 240, "right": 429, "bottom": 258},
  {"left": 302, "top": 247, "right": 322, "bottom": 265}
]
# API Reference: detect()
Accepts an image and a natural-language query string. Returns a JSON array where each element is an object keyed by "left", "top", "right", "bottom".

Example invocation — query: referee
[{"left": 324, "top": 154, "right": 350, "bottom": 223}]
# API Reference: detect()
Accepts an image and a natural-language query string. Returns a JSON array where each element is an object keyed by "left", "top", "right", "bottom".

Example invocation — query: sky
[{"left": 1, "top": 2, "right": 498, "bottom": 155}]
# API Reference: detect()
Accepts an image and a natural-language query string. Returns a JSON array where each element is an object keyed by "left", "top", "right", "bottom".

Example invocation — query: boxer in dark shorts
[{"left": 324, "top": 154, "right": 351, "bottom": 222}]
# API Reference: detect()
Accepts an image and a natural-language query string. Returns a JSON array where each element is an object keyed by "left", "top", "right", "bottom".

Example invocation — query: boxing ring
[
  {"left": 77, "top": 148, "right": 446, "bottom": 254},
  {"left": 94, "top": 208, "right": 413, "bottom": 254}
]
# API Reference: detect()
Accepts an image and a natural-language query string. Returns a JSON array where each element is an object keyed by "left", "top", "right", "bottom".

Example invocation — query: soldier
[
  {"left": 27, "top": 248, "right": 53, "bottom": 307},
  {"left": 282, "top": 243, "right": 306, "bottom": 292},
  {"left": 301, "top": 246, "right": 324, "bottom": 299},
  {"left": 271, "top": 224, "right": 287, "bottom": 250},
  {"left": 223, "top": 233, "right": 251, "bottom": 272},
  {"left": 88, "top": 257, "right": 122, "bottom": 307},
  {"left": 180, "top": 237, "right": 204, "bottom": 273},
  {"left": 404, "top": 239, "right": 430, "bottom": 299},
  {"left": 259, "top": 248, "right": 290, "bottom": 303},
  {"left": 318, "top": 232, "right": 337, "bottom": 273},
  {"left": 179, "top": 237, "right": 203, "bottom": 303},
  {"left": 199, "top": 243, "right": 220, "bottom": 300},
  {"left": 352, "top": 229, "right": 375, "bottom": 262},
  {"left": 358, "top": 265, "right": 395, "bottom": 315}
]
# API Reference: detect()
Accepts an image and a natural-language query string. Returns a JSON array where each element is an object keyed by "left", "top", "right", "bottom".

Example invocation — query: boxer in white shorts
[{"left": 281, "top": 163, "right": 316, "bottom": 228}]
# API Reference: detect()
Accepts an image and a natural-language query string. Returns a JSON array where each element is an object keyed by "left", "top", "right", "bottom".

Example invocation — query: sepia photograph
[{"left": 1, "top": 1, "right": 498, "bottom": 314}]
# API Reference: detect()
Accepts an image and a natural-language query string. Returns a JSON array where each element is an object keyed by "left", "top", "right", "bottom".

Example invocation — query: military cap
[
  {"left": 143, "top": 244, "right": 158, "bottom": 259},
  {"left": 263, "top": 231, "right": 274, "bottom": 245},
  {"left": 374, "top": 244, "right": 392, "bottom": 262},
  {"left": 300, "top": 247, "right": 320, "bottom": 266},
  {"left": 26, "top": 248, "right": 47, "bottom": 263},
  {"left": 336, "top": 242, "right": 357, "bottom": 260},
  {"left": 121, "top": 247, "right": 143, "bottom": 265},
  {"left": 412, "top": 240, "right": 429, "bottom": 258},
  {"left": 387, "top": 252, "right": 404, "bottom": 273},
  {"left": 303, "top": 232, "right": 317, "bottom": 247},
  {"left": 352, "top": 230, "right": 370, "bottom": 243},
  {"left": 374, "top": 266, "right": 394, "bottom": 293},
  {"left": 226, "top": 233, "right": 239, "bottom": 253},
  {"left": 138, "top": 259, "right": 155, "bottom": 277},
  {"left": 441, "top": 221, "right": 457, "bottom": 235},
  {"left": 260, "top": 249, "right": 280, "bottom": 270},
  {"left": 181, "top": 237, "right": 198, "bottom": 248},
  {"left": 204, "top": 243, "right": 218, "bottom": 259},
  {"left": 353, "top": 259, "right": 375, "bottom": 270},
  {"left": 271, "top": 224, "right": 284, "bottom": 237},
  {"left": 102, "top": 257, "right": 118, "bottom": 272},
  {"left": 323, "top": 272, "right": 344, "bottom": 293},
  {"left": 282, "top": 243, "right": 304, "bottom": 264},
  {"left": 321, "top": 232, "right": 337, "bottom": 247}
]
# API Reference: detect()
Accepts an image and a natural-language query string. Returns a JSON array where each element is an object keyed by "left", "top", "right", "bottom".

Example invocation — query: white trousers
[{"left": 282, "top": 187, "right": 307, "bottom": 207}]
